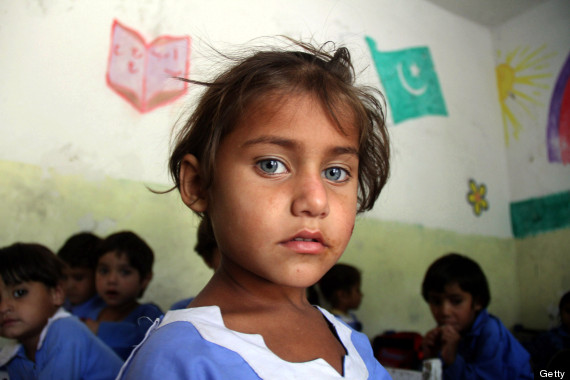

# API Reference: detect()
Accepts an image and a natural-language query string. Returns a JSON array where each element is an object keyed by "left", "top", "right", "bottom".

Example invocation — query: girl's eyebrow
[{"left": 241, "top": 136, "right": 359, "bottom": 157}]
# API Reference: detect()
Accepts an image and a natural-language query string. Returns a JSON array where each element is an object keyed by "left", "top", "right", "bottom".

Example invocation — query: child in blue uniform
[
  {"left": 57, "top": 232, "right": 105, "bottom": 320},
  {"left": 117, "top": 38, "right": 391, "bottom": 379},
  {"left": 170, "top": 217, "right": 221, "bottom": 310},
  {"left": 319, "top": 263, "right": 364, "bottom": 331},
  {"left": 84, "top": 231, "right": 163, "bottom": 360},
  {"left": 421, "top": 253, "right": 533, "bottom": 379},
  {"left": 0, "top": 243, "right": 123, "bottom": 380}
]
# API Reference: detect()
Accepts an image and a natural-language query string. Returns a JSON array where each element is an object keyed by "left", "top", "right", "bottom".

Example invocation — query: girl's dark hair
[
  {"left": 194, "top": 216, "right": 217, "bottom": 266},
  {"left": 0, "top": 243, "right": 64, "bottom": 288},
  {"left": 169, "top": 39, "right": 390, "bottom": 215},
  {"left": 96, "top": 231, "right": 154, "bottom": 279},
  {"left": 421, "top": 253, "right": 491, "bottom": 309},
  {"left": 560, "top": 291, "right": 570, "bottom": 311},
  {"left": 318, "top": 263, "right": 361, "bottom": 307},
  {"left": 57, "top": 232, "right": 102, "bottom": 268}
]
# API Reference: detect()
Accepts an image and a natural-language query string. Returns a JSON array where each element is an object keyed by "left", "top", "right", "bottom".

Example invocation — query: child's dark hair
[
  {"left": 319, "top": 263, "right": 361, "bottom": 307},
  {"left": 96, "top": 231, "right": 154, "bottom": 280},
  {"left": 0, "top": 243, "right": 64, "bottom": 288},
  {"left": 169, "top": 38, "right": 390, "bottom": 215},
  {"left": 421, "top": 253, "right": 490, "bottom": 309},
  {"left": 560, "top": 291, "right": 570, "bottom": 312},
  {"left": 194, "top": 216, "right": 217, "bottom": 267},
  {"left": 57, "top": 232, "right": 102, "bottom": 268}
]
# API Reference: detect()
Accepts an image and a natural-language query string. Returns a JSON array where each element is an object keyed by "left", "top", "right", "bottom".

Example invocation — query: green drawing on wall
[
  {"left": 467, "top": 179, "right": 489, "bottom": 216},
  {"left": 510, "top": 190, "right": 570, "bottom": 238},
  {"left": 365, "top": 36, "right": 448, "bottom": 124},
  {"left": 495, "top": 44, "right": 555, "bottom": 146}
]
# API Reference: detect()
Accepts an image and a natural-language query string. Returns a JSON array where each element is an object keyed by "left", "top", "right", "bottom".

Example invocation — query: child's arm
[{"left": 422, "top": 326, "right": 461, "bottom": 365}]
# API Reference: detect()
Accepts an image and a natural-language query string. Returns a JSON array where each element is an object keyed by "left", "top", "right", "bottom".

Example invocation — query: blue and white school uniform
[
  {"left": 117, "top": 306, "right": 390, "bottom": 379},
  {"left": 0, "top": 308, "right": 123, "bottom": 380},
  {"left": 97, "top": 303, "right": 163, "bottom": 360}
]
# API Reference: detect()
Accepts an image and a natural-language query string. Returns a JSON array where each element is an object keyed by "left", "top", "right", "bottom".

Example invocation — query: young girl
[
  {"left": 0, "top": 243, "right": 123, "bottom": 379},
  {"left": 83, "top": 231, "right": 163, "bottom": 360},
  {"left": 118, "top": 39, "right": 391, "bottom": 379}
]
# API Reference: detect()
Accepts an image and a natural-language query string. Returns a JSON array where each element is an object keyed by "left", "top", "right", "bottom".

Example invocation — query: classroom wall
[{"left": 0, "top": 0, "right": 568, "bottom": 338}]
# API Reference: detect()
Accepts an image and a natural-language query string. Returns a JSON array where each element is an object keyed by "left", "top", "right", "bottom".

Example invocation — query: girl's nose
[{"left": 291, "top": 171, "right": 330, "bottom": 218}]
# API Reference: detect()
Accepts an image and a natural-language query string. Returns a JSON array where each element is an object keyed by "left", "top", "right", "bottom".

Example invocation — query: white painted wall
[
  {"left": 0, "top": 0, "right": 535, "bottom": 238},
  {"left": 492, "top": 0, "right": 570, "bottom": 202}
]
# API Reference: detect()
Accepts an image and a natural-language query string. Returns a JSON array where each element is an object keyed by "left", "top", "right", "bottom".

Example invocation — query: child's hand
[
  {"left": 438, "top": 325, "right": 460, "bottom": 366},
  {"left": 83, "top": 318, "right": 100, "bottom": 334},
  {"left": 422, "top": 327, "right": 442, "bottom": 359}
]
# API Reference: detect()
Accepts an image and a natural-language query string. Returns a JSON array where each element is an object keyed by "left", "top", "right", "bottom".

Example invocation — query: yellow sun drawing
[{"left": 495, "top": 45, "right": 556, "bottom": 145}]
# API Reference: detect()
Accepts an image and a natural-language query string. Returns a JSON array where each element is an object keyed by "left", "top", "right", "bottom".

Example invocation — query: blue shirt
[
  {"left": 97, "top": 303, "right": 163, "bottom": 360},
  {"left": 443, "top": 309, "right": 533, "bottom": 380},
  {"left": 169, "top": 297, "right": 194, "bottom": 310},
  {"left": 64, "top": 294, "right": 105, "bottom": 320},
  {"left": 0, "top": 309, "right": 123, "bottom": 380},
  {"left": 117, "top": 306, "right": 390, "bottom": 379}
]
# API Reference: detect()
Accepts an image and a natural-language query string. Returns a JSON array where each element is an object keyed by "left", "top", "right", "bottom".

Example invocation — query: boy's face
[
  {"left": 0, "top": 278, "right": 64, "bottom": 346},
  {"left": 95, "top": 251, "right": 150, "bottom": 307},
  {"left": 62, "top": 265, "right": 96, "bottom": 306},
  {"left": 184, "top": 94, "right": 359, "bottom": 289},
  {"left": 427, "top": 282, "right": 481, "bottom": 334}
]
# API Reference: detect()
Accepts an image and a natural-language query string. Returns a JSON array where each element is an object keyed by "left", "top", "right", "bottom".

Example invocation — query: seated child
[
  {"left": 421, "top": 253, "right": 533, "bottom": 379},
  {"left": 0, "top": 242, "right": 123, "bottom": 379},
  {"left": 170, "top": 216, "right": 221, "bottom": 310},
  {"left": 84, "top": 231, "right": 163, "bottom": 360},
  {"left": 117, "top": 38, "right": 391, "bottom": 379},
  {"left": 526, "top": 290, "right": 570, "bottom": 371},
  {"left": 57, "top": 231, "right": 105, "bottom": 320},
  {"left": 318, "top": 263, "right": 364, "bottom": 331}
]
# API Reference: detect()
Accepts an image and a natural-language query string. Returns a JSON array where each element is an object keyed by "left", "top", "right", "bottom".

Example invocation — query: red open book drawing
[{"left": 106, "top": 20, "right": 191, "bottom": 113}]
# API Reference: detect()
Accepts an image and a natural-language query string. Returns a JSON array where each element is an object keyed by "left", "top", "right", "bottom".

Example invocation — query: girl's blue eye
[
  {"left": 257, "top": 159, "right": 286, "bottom": 174},
  {"left": 13, "top": 289, "right": 27, "bottom": 298},
  {"left": 323, "top": 167, "right": 348, "bottom": 182}
]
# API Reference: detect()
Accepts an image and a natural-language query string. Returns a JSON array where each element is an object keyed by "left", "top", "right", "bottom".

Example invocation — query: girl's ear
[
  {"left": 50, "top": 283, "right": 65, "bottom": 307},
  {"left": 179, "top": 154, "right": 208, "bottom": 213},
  {"left": 473, "top": 298, "right": 483, "bottom": 313}
]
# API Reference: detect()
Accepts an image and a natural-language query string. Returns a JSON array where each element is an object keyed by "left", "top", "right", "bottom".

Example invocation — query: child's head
[
  {"left": 421, "top": 253, "right": 490, "bottom": 333},
  {"left": 170, "top": 40, "right": 390, "bottom": 289},
  {"left": 0, "top": 243, "right": 65, "bottom": 345},
  {"left": 170, "top": 40, "right": 390, "bottom": 215},
  {"left": 559, "top": 291, "right": 570, "bottom": 331},
  {"left": 57, "top": 232, "right": 102, "bottom": 306},
  {"left": 194, "top": 216, "right": 220, "bottom": 270},
  {"left": 95, "top": 231, "right": 154, "bottom": 307},
  {"left": 319, "top": 263, "right": 362, "bottom": 312}
]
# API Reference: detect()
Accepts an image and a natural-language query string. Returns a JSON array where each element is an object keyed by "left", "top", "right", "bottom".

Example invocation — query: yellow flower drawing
[
  {"left": 495, "top": 45, "right": 555, "bottom": 146},
  {"left": 467, "top": 179, "right": 489, "bottom": 216}
]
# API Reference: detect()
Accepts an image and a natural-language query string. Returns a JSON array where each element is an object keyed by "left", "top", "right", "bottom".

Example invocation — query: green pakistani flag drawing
[{"left": 366, "top": 36, "right": 448, "bottom": 124}]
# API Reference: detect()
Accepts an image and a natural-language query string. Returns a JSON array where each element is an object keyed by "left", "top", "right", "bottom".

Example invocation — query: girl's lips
[{"left": 280, "top": 230, "right": 327, "bottom": 254}]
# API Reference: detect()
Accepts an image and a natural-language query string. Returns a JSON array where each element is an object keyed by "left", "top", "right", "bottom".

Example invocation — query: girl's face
[
  {"left": 62, "top": 265, "right": 96, "bottom": 306},
  {"left": 95, "top": 251, "right": 150, "bottom": 307},
  {"left": 183, "top": 94, "right": 359, "bottom": 289},
  {"left": 427, "top": 282, "right": 481, "bottom": 334},
  {"left": 0, "top": 278, "right": 63, "bottom": 348}
]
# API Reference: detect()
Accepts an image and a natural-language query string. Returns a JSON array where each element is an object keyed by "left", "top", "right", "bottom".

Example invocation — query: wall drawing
[
  {"left": 467, "top": 179, "right": 489, "bottom": 217},
  {"left": 495, "top": 45, "right": 555, "bottom": 145},
  {"left": 106, "top": 20, "right": 191, "bottom": 113},
  {"left": 546, "top": 52, "right": 570, "bottom": 165},
  {"left": 365, "top": 36, "right": 447, "bottom": 124}
]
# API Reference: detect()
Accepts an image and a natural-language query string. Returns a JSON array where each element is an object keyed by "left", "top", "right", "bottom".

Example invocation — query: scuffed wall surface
[{"left": 516, "top": 228, "right": 570, "bottom": 329}]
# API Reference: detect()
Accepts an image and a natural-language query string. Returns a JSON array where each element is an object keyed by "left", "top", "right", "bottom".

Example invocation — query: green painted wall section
[{"left": 1, "top": 160, "right": 568, "bottom": 339}]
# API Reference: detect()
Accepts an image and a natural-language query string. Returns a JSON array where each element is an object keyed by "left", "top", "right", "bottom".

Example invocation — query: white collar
[
  {"left": 0, "top": 307, "right": 70, "bottom": 366},
  {"left": 160, "top": 305, "right": 368, "bottom": 379}
]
